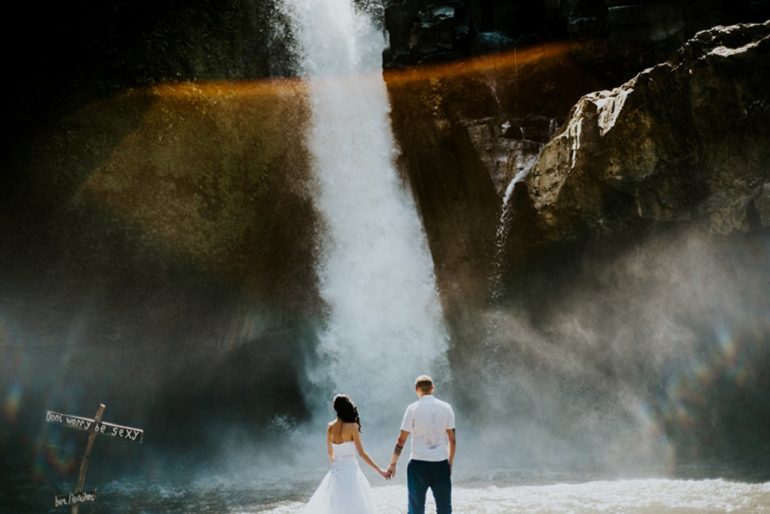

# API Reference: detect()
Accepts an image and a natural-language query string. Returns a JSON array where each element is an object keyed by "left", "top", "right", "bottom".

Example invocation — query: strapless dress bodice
[{"left": 332, "top": 441, "right": 356, "bottom": 460}]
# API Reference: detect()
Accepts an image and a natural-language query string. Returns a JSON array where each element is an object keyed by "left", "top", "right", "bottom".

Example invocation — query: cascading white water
[
  {"left": 488, "top": 155, "right": 539, "bottom": 302},
  {"left": 282, "top": 0, "right": 449, "bottom": 420}
]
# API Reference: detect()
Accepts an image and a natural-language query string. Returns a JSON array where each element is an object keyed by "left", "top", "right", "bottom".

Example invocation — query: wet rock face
[
  {"left": 524, "top": 21, "right": 770, "bottom": 242},
  {"left": 1, "top": 0, "right": 296, "bottom": 149},
  {"left": 383, "top": 1, "right": 465, "bottom": 65},
  {"left": 383, "top": 0, "right": 770, "bottom": 72}
]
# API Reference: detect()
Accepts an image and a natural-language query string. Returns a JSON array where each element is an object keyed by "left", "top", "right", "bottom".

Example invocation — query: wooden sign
[
  {"left": 46, "top": 410, "right": 144, "bottom": 443},
  {"left": 46, "top": 404, "right": 143, "bottom": 513},
  {"left": 54, "top": 491, "right": 97, "bottom": 507}
]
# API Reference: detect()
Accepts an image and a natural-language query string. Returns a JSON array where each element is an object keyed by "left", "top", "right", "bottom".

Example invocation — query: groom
[{"left": 387, "top": 375, "right": 456, "bottom": 514}]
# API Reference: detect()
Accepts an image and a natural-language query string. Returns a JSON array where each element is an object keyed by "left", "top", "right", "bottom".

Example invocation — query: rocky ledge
[{"left": 522, "top": 20, "right": 770, "bottom": 243}]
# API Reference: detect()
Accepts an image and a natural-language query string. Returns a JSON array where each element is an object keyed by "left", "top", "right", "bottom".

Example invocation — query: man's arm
[
  {"left": 387, "top": 430, "right": 409, "bottom": 479},
  {"left": 446, "top": 428, "right": 456, "bottom": 473}
]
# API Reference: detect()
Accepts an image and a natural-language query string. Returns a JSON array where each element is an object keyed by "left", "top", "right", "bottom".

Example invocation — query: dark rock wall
[
  {"left": 2, "top": 0, "right": 296, "bottom": 151},
  {"left": 383, "top": 0, "right": 770, "bottom": 79}
]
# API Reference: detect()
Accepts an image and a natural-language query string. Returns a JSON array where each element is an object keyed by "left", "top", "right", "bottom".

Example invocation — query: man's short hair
[{"left": 415, "top": 375, "right": 434, "bottom": 393}]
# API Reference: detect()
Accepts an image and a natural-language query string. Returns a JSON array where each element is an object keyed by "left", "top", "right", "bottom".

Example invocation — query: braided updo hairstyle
[{"left": 333, "top": 394, "right": 361, "bottom": 431}]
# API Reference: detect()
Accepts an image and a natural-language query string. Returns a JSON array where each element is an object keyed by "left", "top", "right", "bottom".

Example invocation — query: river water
[{"left": 76, "top": 474, "right": 770, "bottom": 513}]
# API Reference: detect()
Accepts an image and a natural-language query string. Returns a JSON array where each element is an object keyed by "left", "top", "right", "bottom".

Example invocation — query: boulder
[{"left": 524, "top": 21, "right": 770, "bottom": 241}]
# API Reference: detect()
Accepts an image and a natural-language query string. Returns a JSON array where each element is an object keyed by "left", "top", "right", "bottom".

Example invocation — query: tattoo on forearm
[{"left": 394, "top": 443, "right": 403, "bottom": 456}]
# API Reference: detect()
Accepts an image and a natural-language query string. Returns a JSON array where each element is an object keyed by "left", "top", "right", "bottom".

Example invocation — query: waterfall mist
[
  {"left": 280, "top": 0, "right": 450, "bottom": 430},
  {"left": 459, "top": 228, "right": 770, "bottom": 476}
]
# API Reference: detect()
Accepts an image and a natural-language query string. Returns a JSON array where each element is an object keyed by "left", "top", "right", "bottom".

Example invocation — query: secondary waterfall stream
[
  {"left": 488, "top": 157, "right": 538, "bottom": 303},
  {"left": 282, "top": 0, "right": 449, "bottom": 419}
]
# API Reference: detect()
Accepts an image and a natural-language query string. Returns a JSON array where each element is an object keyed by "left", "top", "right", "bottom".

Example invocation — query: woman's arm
[
  {"left": 353, "top": 427, "right": 389, "bottom": 478},
  {"left": 326, "top": 424, "right": 334, "bottom": 464}
]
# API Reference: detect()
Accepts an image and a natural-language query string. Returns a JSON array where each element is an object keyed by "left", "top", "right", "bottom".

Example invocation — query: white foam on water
[{"left": 254, "top": 479, "right": 770, "bottom": 513}]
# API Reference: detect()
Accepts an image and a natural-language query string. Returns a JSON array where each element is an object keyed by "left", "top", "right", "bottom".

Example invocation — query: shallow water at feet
[{"left": 92, "top": 477, "right": 770, "bottom": 513}]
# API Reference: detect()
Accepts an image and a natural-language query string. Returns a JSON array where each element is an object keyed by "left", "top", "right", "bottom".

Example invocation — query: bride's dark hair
[{"left": 333, "top": 394, "right": 361, "bottom": 431}]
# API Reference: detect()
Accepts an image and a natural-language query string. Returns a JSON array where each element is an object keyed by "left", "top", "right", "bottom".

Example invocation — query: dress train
[{"left": 302, "top": 441, "right": 377, "bottom": 514}]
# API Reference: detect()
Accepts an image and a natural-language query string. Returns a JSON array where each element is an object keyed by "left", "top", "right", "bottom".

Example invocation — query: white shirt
[{"left": 400, "top": 395, "right": 455, "bottom": 462}]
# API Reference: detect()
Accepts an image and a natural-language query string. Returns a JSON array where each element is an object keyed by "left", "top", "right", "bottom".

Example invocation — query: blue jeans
[{"left": 407, "top": 459, "right": 452, "bottom": 514}]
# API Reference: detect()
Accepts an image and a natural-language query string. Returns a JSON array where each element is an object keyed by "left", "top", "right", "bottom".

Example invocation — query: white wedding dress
[{"left": 302, "top": 441, "right": 378, "bottom": 514}]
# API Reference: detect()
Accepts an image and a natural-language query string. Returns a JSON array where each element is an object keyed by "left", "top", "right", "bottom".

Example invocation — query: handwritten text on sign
[
  {"left": 46, "top": 411, "right": 144, "bottom": 443},
  {"left": 54, "top": 491, "right": 97, "bottom": 507}
]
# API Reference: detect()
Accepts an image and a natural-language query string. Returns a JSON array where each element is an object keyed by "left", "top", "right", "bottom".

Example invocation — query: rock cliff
[{"left": 522, "top": 21, "right": 770, "bottom": 246}]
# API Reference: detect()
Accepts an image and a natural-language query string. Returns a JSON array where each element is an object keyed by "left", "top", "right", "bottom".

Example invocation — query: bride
[{"left": 302, "top": 394, "right": 389, "bottom": 514}]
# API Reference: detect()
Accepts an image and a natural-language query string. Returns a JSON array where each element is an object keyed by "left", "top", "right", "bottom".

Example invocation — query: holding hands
[
  {"left": 375, "top": 463, "right": 396, "bottom": 480},
  {"left": 375, "top": 463, "right": 395, "bottom": 480}
]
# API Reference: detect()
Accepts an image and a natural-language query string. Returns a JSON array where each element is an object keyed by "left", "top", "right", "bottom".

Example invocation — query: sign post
[{"left": 45, "top": 404, "right": 144, "bottom": 512}]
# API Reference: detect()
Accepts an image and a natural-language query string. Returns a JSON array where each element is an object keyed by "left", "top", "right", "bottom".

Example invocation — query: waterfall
[
  {"left": 489, "top": 155, "right": 539, "bottom": 302},
  {"left": 282, "top": 0, "right": 449, "bottom": 420}
]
